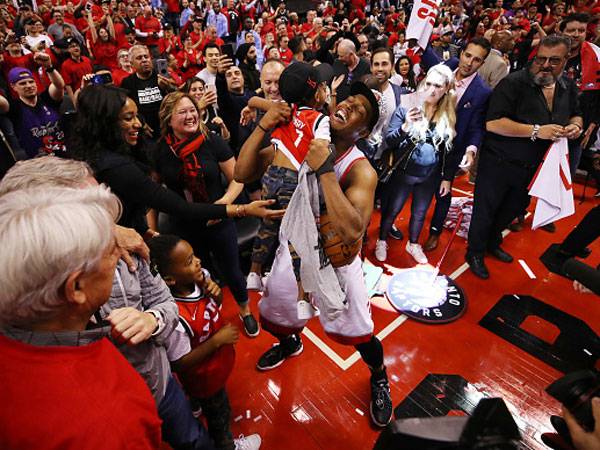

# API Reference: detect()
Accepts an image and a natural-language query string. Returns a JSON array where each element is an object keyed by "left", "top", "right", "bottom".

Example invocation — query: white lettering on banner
[
  {"left": 406, "top": 0, "right": 441, "bottom": 50},
  {"left": 138, "top": 86, "right": 163, "bottom": 105}
]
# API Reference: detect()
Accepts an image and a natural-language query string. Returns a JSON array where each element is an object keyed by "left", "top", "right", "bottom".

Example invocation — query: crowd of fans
[{"left": 1, "top": 0, "right": 600, "bottom": 449}]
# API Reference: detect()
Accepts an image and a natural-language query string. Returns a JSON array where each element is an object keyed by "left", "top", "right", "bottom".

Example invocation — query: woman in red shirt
[
  {"left": 88, "top": 12, "right": 119, "bottom": 70},
  {"left": 176, "top": 35, "right": 203, "bottom": 81}
]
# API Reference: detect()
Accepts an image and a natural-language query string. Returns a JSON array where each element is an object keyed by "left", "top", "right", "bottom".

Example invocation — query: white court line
[
  {"left": 302, "top": 213, "right": 533, "bottom": 370},
  {"left": 518, "top": 259, "right": 536, "bottom": 279}
]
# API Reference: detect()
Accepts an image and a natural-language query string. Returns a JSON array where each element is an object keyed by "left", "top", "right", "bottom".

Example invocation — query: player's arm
[
  {"left": 235, "top": 101, "right": 291, "bottom": 183},
  {"left": 307, "top": 139, "right": 376, "bottom": 244}
]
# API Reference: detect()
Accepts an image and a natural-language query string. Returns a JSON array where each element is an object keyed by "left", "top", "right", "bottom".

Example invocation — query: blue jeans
[
  {"left": 159, "top": 377, "right": 215, "bottom": 450},
  {"left": 379, "top": 170, "right": 438, "bottom": 243}
]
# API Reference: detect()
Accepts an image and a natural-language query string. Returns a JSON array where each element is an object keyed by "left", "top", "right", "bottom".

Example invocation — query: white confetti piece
[
  {"left": 253, "top": 415, "right": 262, "bottom": 422},
  {"left": 518, "top": 259, "right": 536, "bottom": 279},
  {"left": 234, "top": 415, "right": 243, "bottom": 422},
  {"left": 246, "top": 410, "right": 251, "bottom": 419},
  {"left": 355, "top": 408, "right": 364, "bottom": 416}
]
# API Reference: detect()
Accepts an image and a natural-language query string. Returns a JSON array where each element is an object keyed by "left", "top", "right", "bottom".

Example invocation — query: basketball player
[{"left": 235, "top": 81, "right": 394, "bottom": 428}]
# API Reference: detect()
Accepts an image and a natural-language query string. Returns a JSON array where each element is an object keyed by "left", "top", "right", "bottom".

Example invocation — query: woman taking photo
[
  {"left": 155, "top": 91, "right": 258, "bottom": 337},
  {"left": 375, "top": 64, "right": 456, "bottom": 265},
  {"left": 69, "top": 86, "right": 284, "bottom": 333}
]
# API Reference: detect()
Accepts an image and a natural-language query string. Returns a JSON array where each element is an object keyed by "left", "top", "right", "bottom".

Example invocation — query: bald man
[
  {"left": 332, "top": 39, "right": 371, "bottom": 102},
  {"left": 478, "top": 30, "right": 515, "bottom": 88}
]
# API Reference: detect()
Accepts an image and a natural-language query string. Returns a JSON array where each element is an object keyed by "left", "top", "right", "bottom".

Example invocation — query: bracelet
[
  {"left": 257, "top": 123, "right": 271, "bottom": 133},
  {"left": 235, "top": 204, "right": 247, "bottom": 218},
  {"left": 46, "top": 66, "right": 55, "bottom": 73},
  {"left": 530, "top": 124, "right": 540, "bottom": 142}
]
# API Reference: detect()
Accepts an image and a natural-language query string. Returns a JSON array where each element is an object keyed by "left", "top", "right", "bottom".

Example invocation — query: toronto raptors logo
[{"left": 385, "top": 268, "right": 467, "bottom": 324}]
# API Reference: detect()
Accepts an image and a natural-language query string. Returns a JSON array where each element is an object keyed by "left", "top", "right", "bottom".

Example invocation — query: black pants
[
  {"left": 467, "top": 152, "right": 537, "bottom": 257},
  {"left": 561, "top": 205, "right": 600, "bottom": 255},
  {"left": 429, "top": 173, "right": 452, "bottom": 236}
]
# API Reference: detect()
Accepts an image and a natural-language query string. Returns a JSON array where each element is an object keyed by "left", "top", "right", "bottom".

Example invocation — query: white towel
[{"left": 528, "top": 138, "right": 575, "bottom": 230}]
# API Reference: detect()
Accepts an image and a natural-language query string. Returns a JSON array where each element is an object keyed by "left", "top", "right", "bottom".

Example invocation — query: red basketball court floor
[{"left": 216, "top": 175, "right": 600, "bottom": 450}]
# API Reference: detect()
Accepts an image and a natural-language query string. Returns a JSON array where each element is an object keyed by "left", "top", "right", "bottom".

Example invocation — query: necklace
[{"left": 543, "top": 83, "right": 556, "bottom": 89}]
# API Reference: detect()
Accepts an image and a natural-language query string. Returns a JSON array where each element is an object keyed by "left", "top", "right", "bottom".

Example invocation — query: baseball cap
[
  {"left": 349, "top": 81, "right": 380, "bottom": 131},
  {"left": 279, "top": 62, "right": 334, "bottom": 104},
  {"left": 8, "top": 67, "right": 34, "bottom": 84}
]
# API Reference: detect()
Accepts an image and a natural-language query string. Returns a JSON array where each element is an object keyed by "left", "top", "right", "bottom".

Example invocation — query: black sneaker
[
  {"left": 240, "top": 313, "right": 260, "bottom": 337},
  {"left": 256, "top": 335, "right": 303, "bottom": 371},
  {"left": 389, "top": 225, "right": 404, "bottom": 240},
  {"left": 370, "top": 372, "right": 392, "bottom": 427}
]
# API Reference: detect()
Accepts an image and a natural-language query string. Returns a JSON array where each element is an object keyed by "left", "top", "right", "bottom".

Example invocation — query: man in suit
[
  {"left": 478, "top": 30, "right": 515, "bottom": 89},
  {"left": 419, "top": 38, "right": 493, "bottom": 251}
]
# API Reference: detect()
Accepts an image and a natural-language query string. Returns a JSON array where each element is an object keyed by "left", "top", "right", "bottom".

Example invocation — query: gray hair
[
  {"left": 0, "top": 156, "right": 93, "bottom": 196},
  {"left": 0, "top": 186, "right": 121, "bottom": 327},
  {"left": 128, "top": 44, "right": 150, "bottom": 61},
  {"left": 539, "top": 34, "right": 572, "bottom": 53}
]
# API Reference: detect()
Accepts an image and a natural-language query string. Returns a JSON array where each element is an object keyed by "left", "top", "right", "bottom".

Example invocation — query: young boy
[
  {"left": 246, "top": 62, "right": 334, "bottom": 320},
  {"left": 149, "top": 234, "right": 261, "bottom": 450}
]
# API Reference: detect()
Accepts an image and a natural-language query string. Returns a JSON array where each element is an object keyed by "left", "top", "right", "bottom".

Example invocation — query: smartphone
[
  {"left": 221, "top": 43, "right": 235, "bottom": 61},
  {"left": 155, "top": 58, "right": 169, "bottom": 77},
  {"left": 91, "top": 72, "right": 113, "bottom": 85}
]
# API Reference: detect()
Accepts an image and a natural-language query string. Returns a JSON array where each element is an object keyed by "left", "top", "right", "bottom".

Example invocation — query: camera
[{"left": 546, "top": 370, "right": 600, "bottom": 432}]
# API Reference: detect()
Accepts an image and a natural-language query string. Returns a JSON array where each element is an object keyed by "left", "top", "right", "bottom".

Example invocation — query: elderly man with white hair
[
  {"left": 0, "top": 185, "right": 163, "bottom": 449},
  {"left": 332, "top": 38, "right": 371, "bottom": 102},
  {"left": 0, "top": 156, "right": 218, "bottom": 450}
]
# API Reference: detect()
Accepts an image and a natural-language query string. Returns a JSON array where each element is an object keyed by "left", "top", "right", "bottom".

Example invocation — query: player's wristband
[{"left": 315, "top": 148, "right": 336, "bottom": 177}]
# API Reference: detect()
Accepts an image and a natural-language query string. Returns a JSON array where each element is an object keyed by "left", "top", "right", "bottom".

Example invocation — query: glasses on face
[{"left": 533, "top": 56, "right": 564, "bottom": 66}]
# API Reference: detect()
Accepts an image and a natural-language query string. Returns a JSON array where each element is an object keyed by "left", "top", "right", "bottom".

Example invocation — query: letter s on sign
[{"left": 417, "top": 7, "right": 437, "bottom": 26}]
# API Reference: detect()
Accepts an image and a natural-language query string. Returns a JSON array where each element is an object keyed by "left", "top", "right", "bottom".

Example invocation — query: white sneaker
[
  {"left": 234, "top": 433, "right": 262, "bottom": 450},
  {"left": 406, "top": 241, "right": 428, "bottom": 264},
  {"left": 297, "top": 299, "right": 320, "bottom": 320},
  {"left": 246, "top": 272, "right": 263, "bottom": 291},
  {"left": 375, "top": 240, "right": 388, "bottom": 262}
]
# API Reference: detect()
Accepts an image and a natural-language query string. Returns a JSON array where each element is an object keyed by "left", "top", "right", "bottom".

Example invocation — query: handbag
[{"left": 375, "top": 135, "right": 419, "bottom": 184}]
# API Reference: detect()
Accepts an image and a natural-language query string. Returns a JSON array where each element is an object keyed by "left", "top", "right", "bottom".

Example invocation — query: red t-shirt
[
  {"left": 92, "top": 39, "right": 119, "bottom": 70},
  {"left": 279, "top": 47, "right": 293, "bottom": 65},
  {"left": 0, "top": 334, "right": 162, "bottom": 449},
  {"left": 112, "top": 67, "right": 133, "bottom": 86},
  {"left": 61, "top": 56, "right": 93, "bottom": 90},
  {"left": 165, "top": 0, "right": 180, "bottom": 13},
  {"left": 136, "top": 16, "right": 162, "bottom": 46}
]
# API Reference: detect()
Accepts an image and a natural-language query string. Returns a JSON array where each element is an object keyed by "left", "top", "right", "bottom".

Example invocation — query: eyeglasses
[{"left": 532, "top": 56, "right": 564, "bottom": 66}]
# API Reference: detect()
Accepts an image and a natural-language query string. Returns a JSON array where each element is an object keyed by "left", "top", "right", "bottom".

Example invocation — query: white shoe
[
  {"left": 234, "top": 433, "right": 262, "bottom": 450},
  {"left": 297, "top": 299, "right": 320, "bottom": 320},
  {"left": 375, "top": 240, "right": 388, "bottom": 262},
  {"left": 406, "top": 241, "right": 428, "bottom": 264},
  {"left": 246, "top": 272, "right": 263, "bottom": 291}
]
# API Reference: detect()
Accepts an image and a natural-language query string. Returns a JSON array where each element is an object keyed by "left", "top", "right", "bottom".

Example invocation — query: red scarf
[{"left": 166, "top": 131, "right": 209, "bottom": 203}]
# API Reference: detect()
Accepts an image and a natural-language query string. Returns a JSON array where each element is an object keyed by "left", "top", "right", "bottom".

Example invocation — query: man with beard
[
  {"left": 466, "top": 35, "right": 583, "bottom": 279},
  {"left": 236, "top": 43, "right": 260, "bottom": 92}
]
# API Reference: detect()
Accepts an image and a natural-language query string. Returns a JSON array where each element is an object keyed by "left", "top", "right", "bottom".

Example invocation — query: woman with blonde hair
[
  {"left": 375, "top": 64, "right": 457, "bottom": 264},
  {"left": 155, "top": 91, "right": 261, "bottom": 337}
]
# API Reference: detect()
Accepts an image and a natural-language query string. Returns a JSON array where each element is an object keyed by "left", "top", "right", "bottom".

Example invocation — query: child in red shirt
[{"left": 149, "top": 235, "right": 261, "bottom": 450}]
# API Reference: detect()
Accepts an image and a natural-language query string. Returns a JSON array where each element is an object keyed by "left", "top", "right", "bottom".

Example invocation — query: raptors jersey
[{"left": 271, "top": 106, "right": 330, "bottom": 169}]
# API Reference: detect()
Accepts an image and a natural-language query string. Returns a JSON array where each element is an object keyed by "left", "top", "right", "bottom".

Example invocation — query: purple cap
[{"left": 8, "top": 67, "right": 34, "bottom": 84}]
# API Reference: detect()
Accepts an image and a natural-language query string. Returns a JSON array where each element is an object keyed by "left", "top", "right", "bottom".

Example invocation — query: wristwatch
[{"left": 530, "top": 124, "right": 540, "bottom": 141}]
